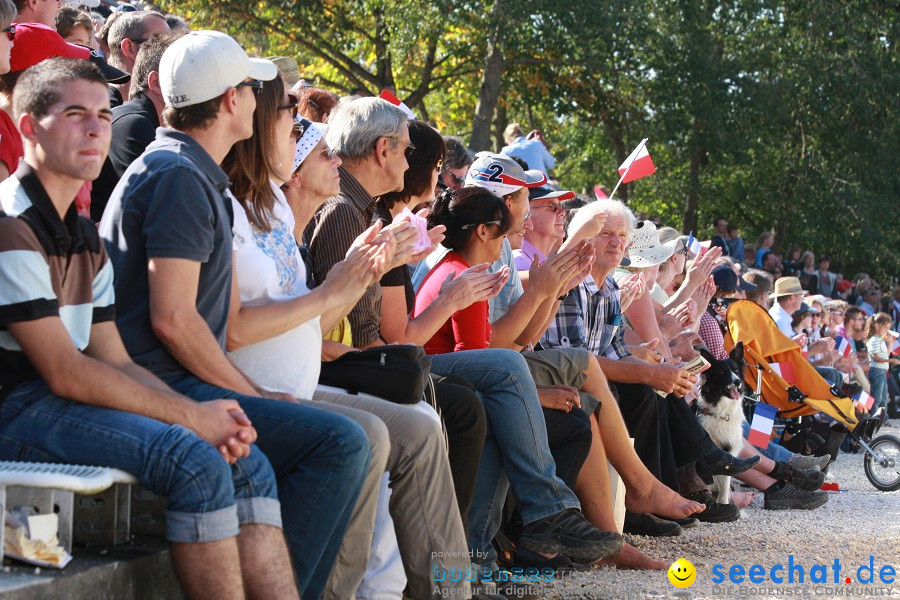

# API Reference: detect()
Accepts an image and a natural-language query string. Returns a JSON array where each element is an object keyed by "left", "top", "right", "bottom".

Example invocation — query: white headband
[{"left": 292, "top": 117, "right": 327, "bottom": 172}]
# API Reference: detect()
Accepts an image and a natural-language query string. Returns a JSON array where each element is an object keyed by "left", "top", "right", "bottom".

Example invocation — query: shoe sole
[
  {"left": 695, "top": 510, "right": 740, "bottom": 523},
  {"left": 764, "top": 494, "right": 829, "bottom": 510},
  {"left": 518, "top": 534, "right": 623, "bottom": 564}
]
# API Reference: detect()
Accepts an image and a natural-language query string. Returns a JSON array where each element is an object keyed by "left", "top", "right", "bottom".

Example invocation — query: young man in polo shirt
[
  {"left": 0, "top": 58, "right": 300, "bottom": 600},
  {"left": 100, "top": 32, "right": 372, "bottom": 598}
]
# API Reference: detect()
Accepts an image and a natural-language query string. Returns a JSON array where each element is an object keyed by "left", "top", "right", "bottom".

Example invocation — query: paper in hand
[{"left": 400, "top": 207, "right": 432, "bottom": 253}]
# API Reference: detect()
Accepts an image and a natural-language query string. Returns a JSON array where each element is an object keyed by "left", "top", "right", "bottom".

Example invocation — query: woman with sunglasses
[
  {"left": 222, "top": 74, "right": 473, "bottom": 600},
  {"left": 414, "top": 187, "right": 514, "bottom": 353}
]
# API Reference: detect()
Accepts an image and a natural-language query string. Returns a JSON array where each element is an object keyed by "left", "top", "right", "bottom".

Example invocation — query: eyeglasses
[
  {"left": 461, "top": 219, "right": 503, "bottom": 230},
  {"left": 388, "top": 136, "right": 416, "bottom": 158},
  {"left": 236, "top": 79, "right": 264, "bottom": 96},
  {"left": 278, "top": 94, "right": 299, "bottom": 120},
  {"left": 530, "top": 202, "right": 564, "bottom": 214},
  {"left": 2, "top": 24, "right": 15, "bottom": 41}
]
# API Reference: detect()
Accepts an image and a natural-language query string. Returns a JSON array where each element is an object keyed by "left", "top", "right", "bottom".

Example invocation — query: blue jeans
[
  {"left": 741, "top": 418, "right": 792, "bottom": 463},
  {"left": 157, "top": 371, "right": 370, "bottom": 600},
  {"left": 0, "top": 378, "right": 281, "bottom": 543},
  {"left": 868, "top": 368, "right": 889, "bottom": 413},
  {"left": 430, "top": 349, "right": 580, "bottom": 565}
]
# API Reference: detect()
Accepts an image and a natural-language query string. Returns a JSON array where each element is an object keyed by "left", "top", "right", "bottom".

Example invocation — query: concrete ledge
[{"left": 0, "top": 537, "right": 183, "bottom": 600}]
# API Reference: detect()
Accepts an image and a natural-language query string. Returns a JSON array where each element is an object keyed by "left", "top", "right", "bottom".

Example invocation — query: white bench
[{"left": 0, "top": 461, "right": 138, "bottom": 562}]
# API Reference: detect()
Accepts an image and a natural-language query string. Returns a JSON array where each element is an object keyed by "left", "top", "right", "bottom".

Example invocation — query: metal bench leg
[
  {"left": 7, "top": 486, "right": 74, "bottom": 553},
  {"left": 0, "top": 485, "right": 6, "bottom": 562}
]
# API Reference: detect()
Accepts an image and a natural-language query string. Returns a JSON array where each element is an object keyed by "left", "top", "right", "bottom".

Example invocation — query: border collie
[{"left": 697, "top": 342, "right": 746, "bottom": 504}]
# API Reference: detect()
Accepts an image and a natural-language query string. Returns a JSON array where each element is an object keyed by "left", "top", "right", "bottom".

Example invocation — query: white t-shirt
[{"left": 227, "top": 183, "right": 322, "bottom": 399}]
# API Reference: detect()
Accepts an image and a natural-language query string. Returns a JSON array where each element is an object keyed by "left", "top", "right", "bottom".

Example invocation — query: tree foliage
[{"left": 165, "top": 0, "right": 898, "bottom": 281}]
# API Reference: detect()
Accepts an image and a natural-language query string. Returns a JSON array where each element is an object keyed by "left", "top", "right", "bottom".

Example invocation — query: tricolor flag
[
  {"left": 854, "top": 390, "right": 874, "bottom": 411},
  {"left": 834, "top": 336, "right": 853, "bottom": 358},
  {"left": 686, "top": 232, "right": 703, "bottom": 256},
  {"left": 801, "top": 345, "right": 809, "bottom": 360},
  {"left": 889, "top": 331, "right": 900, "bottom": 356},
  {"left": 379, "top": 90, "right": 416, "bottom": 120},
  {"left": 593, "top": 184, "right": 608, "bottom": 201},
  {"left": 770, "top": 362, "right": 797, "bottom": 385},
  {"left": 748, "top": 402, "right": 778, "bottom": 448},
  {"left": 617, "top": 138, "right": 656, "bottom": 184}
]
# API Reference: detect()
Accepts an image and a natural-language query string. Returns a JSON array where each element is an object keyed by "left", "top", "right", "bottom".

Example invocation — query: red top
[
  {"left": 0, "top": 109, "right": 23, "bottom": 175},
  {"left": 414, "top": 252, "right": 491, "bottom": 354}
]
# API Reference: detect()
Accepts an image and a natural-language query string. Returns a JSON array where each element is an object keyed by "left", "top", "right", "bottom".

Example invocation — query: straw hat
[
  {"left": 769, "top": 276, "right": 807, "bottom": 299},
  {"left": 626, "top": 221, "right": 674, "bottom": 268}
]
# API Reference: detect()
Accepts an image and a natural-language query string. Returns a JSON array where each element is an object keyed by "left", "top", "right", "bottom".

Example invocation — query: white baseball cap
[
  {"left": 159, "top": 30, "right": 278, "bottom": 108},
  {"left": 465, "top": 152, "right": 547, "bottom": 197}
]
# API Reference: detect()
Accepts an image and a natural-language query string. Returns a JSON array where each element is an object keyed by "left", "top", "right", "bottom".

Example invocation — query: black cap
[
  {"left": 712, "top": 265, "right": 756, "bottom": 292},
  {"left": 85, "top": 47, "right": 130, "bottom": 84}
]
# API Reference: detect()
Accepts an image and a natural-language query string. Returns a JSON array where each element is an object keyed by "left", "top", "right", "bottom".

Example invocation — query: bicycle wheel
[{"left": 863, "top": 434, "right": 900, "bottom": 492}]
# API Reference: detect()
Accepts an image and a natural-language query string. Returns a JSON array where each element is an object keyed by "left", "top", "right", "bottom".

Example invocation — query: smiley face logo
[{"left": 668, "top": 558, "right": 696, "bottom": 588}]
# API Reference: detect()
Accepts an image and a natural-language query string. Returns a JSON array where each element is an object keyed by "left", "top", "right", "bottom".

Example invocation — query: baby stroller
[{"left": 723, "top": 300, "right": 900, "bottom": 492}]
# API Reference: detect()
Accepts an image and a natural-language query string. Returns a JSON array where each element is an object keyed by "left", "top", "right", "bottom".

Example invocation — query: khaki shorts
[{"left": 522, "top": 347, "right": 601, "bottom": 416}]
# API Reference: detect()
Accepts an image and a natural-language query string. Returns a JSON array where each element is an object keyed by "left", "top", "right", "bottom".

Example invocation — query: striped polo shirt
[{"left": 0, "top": 164, "right": 115, "bottom": 392}]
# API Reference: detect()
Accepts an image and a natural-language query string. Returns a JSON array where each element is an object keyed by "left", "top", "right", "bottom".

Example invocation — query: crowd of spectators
[{"left": 0, "top": 4, "right": 896, "bottom": 600}]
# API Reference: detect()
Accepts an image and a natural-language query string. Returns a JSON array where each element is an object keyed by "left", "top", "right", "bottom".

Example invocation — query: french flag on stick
[
  {"left": 686, "top": 232, "right": 704, "bottom": 256},
  {"left": 770, "top": 362, "right": 797, "bottom": 385},
  {"left": 854, "top": 390, "right": 875, "bottom": 411},
  {"left": 748, "top": 403, "right": 778, "bottom": 449},
  {"left": 379, "top": 90, "right": 416, "bottom": 120},
  {"left": 889, "top": 331, "right": 900, "bottom": 356},
  {"left": 617, "top": 138, "right": 656, "bottom": 184},
  {"left": 834, "top": 336, "right": 853, "bottom": 358}
]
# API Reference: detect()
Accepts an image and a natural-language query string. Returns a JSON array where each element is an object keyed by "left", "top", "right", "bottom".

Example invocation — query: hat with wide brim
[
  {"left": 626, "top": 220, "right": 674, "bottom": 268},
  {"left": 770, "top": 276, "right": 808, "bottom": 299}
]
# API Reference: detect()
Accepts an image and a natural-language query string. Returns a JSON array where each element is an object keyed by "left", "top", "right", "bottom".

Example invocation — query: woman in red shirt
[{"left": 414, "top": 186, "right": 513, "bottom": 353}]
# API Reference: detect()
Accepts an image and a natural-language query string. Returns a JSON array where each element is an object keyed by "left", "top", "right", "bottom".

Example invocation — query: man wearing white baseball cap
[{"left": 102, "top": 31, "right": 373, "bottom": 599}]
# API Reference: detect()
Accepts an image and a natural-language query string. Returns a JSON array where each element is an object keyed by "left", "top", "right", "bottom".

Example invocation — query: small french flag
[
  {"left": 748, "top": 403, "right": 778, "bottom": 449},
  {"left": 854, "top": 390, "right": 875, "bottom": 411},
  {"left": 770, "top": 362, "right": 797, "bottom": 385},
  {"left": 686, "top": 232, "right": 703, "bottom": 256},
  {"left": 834, "top": 336, "right": 853, "bottom": 358},
  {"left": 379, "top": 90, "right": 416, "bottom": 120},
  {"left": 889, "top": 331, "right": 900, "bottom": 356}
]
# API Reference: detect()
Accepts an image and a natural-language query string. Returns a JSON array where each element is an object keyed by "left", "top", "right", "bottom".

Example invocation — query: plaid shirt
[{"left": 542, "top": 274, "right": 631, "bottom": 359}]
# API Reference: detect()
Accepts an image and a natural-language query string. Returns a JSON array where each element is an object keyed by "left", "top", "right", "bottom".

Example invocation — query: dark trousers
[
  {"left": 542, "top": 406, "right": 593, "bottom": 489},
  {"left": 610, "top": 382, "right": 711, "bottom": 490},
  {"left": 434, "top": 374, "right": 486, "bottom": 532}
]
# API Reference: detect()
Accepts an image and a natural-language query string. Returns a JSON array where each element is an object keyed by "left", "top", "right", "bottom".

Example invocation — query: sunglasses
[
  {"left": 2, "top": 24, "right": 14, "bottom": 41},
  {"left": 461, "top": 219, "right": 503, "bottom": 230},
  {"left": 392, "top": 138, "right": 416, "bottom": 158},
  {"left": 530, "top": 202, "right": 564, "bottom": 214},
  {"left": 444, "top": 172, "right": 465, "bottom": 185},
  {"left": 236, "top": 79, "right": 264, "bottom": 96},
  {"left": 278, "top": 94, "right": 299, "bottom": 120}
]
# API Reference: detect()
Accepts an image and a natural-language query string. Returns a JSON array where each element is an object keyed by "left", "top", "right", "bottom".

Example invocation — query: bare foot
[
  {"left": 625, "top": 482, "right": 705, "bottom": 518},
  {"left": 731, "top": 490, "right": 755, "bottom": 508},
  {"left": 597, "top": 543, "right": 667, "bottom": 570}
]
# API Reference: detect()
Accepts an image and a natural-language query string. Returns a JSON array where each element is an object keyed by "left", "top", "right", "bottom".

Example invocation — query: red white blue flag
[
  {"left": 854, "top": 390, "right": 874, "bottom": 411},
  {"left": 834, "top": 337, "right": 853, "bottom": 358},
  {"left": 770, "top": 362, "right": 797, "bottom": 385},
  {"left": 749, "top": 403, "right": 778, "bottom": 448}
]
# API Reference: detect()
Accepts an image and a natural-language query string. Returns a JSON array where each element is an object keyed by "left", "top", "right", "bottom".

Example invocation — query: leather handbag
[{"left": 318, "top": 344, "right": 431, "bottom": 404}]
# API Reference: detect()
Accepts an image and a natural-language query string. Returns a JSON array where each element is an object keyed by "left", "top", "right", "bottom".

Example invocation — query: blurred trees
[{"left": 165, "top": 0, "right": 898, "bottom": 280}]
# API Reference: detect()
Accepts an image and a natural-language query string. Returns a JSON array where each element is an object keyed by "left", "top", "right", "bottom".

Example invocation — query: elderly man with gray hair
[{"left": 304, "top": 96, "right": 423, "bottom": 347}]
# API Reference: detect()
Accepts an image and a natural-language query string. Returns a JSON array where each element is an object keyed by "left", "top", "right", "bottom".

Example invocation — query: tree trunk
[
  {"left": 470, "top": 0, "right": 505, "bottom": 151},
  {"left": 493, "top": 103, "right": 507, "bottom": 153},
  {"left": 682, "top": 118, "right": 704, "bottom": 235}
]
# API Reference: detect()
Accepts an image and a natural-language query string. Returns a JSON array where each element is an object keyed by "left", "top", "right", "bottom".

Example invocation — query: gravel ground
[{"left": 530, "top": 419, "right": 900, "bottom": 599}]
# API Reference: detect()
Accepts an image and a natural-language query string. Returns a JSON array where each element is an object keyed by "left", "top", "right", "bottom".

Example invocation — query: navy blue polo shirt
[{"left": 100, "top": 128, "right": 234, "bottom": 375}]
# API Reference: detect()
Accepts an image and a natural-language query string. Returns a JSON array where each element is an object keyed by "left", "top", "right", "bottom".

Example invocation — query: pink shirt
[{"left": 512, "top": 238, "right": 547, "bottom": 272}]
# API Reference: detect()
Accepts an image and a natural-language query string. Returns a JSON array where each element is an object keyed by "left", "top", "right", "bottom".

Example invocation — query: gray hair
[
  {"left": 325, "top": 97, "right": 407, "bottom": 161},
  {"left": 107, "top": 11, "right": 166, "bottom": 65},
  {"left": 567, "top": 198, "right": 636, "bottom": 242},
  {"left": 0, "top": 0, "right": 15, "bottom": 27}
]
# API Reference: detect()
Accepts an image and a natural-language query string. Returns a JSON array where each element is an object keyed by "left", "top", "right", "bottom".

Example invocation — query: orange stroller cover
[{"left": 723, "top": 300, "right": 858, "bottom": 431}]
